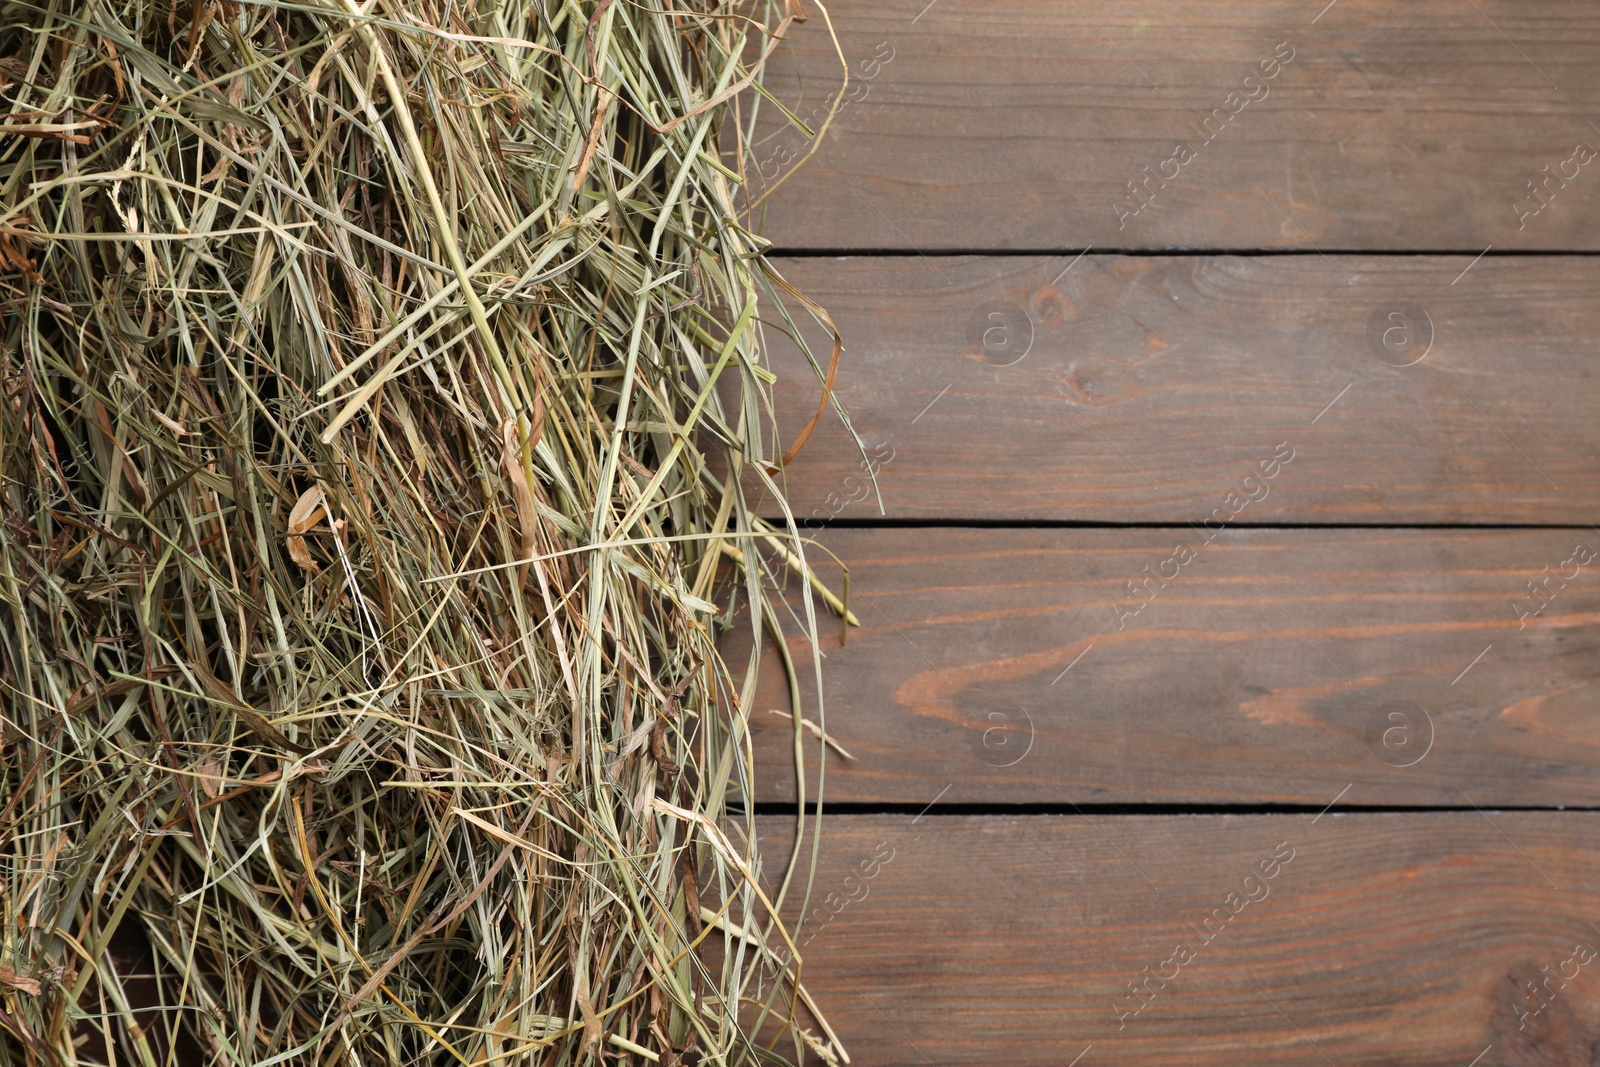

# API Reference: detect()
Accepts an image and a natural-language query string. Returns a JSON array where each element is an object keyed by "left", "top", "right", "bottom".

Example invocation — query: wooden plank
[
  {"left": 746, "top": 0, "right": 1600, "bottom": 250},
  {"left": 740, "top": 527, "right": 1600, "bottom": 806},
  {"left": 752, "top": 254, "right": 1600, "bottom": 524},
  {"left": 749, "top": 812, "right": 1600, "bottom": 1066}
]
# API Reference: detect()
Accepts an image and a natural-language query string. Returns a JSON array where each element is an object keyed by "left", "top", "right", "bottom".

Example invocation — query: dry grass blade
[{"left": 0, "top": 1, "right": 852, "bottom": 1063}]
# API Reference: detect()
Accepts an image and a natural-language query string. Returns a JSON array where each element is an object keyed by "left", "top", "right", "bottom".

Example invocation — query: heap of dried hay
[{"left": 0, "top": 1, "right": 850, "bottom": 1063}]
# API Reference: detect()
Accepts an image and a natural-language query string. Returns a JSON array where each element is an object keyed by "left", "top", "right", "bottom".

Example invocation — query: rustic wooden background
[{"left": 739, "top": 2, "right": 1600, "bottom": 1064}]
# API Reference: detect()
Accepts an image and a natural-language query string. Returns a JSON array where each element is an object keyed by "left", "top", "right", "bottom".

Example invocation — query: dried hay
[{"left": 0, "top": 1, "right": 852, "bottom": 1063}]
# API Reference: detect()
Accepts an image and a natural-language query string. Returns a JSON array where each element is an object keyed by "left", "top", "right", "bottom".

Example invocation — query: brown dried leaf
[
  {"left": 197, "top": 757, "right": 223, "bottom": 799},
  {"left": 0, "top": 963, "right": 41, "bottom": 997},
  {"left": 501, "top": 418, "right": 538, "bottom": 555},
  {"left": 287, "top": 485, "right": 326, "bottom": 570}
]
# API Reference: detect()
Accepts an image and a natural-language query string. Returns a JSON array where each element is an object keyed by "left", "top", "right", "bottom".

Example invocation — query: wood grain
[
  {"left": 738, "top": 527, "right": 1600, "bottom": 806},
  {"left": 746, "top": 0, "right": 1600, "bottom": 250},
  {"left": 731, "top": 16, "right": 1600, "bottom": 1064},
  {"left": 751, "top": 254, "right": 1600, "bottom": 524},
  {"left": 749, "top": 812, "right": 1600, "bottom": 1066}
]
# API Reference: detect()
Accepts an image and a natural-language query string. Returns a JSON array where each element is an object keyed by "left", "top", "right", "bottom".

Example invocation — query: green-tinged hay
[{"left": 0, "top": 1, "right": 852, "bottom": 1063}]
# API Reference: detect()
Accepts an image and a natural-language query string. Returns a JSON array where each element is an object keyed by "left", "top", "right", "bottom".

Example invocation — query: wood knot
[{"left": 1490, "top": 956, "right": 1600, "bottom": 1066}]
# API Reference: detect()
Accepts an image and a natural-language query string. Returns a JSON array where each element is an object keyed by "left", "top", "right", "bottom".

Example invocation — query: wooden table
[{"left": 739, "top": 3, "right": 1600, "bottom": 1063}]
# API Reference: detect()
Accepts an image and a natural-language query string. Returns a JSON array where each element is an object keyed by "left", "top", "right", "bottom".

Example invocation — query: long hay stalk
[{"left": 0, "top": 1, "right": 846, "bottom": 1063}]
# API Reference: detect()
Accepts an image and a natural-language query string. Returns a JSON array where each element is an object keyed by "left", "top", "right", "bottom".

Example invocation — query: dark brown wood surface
[
  {"left": 741, "top": 527, "right": 1600, "bottom": 806},
  {"left": 751, "top": 813, "right": 1600, "bottom": 1066},
  {"left": 747, "top": 0, "right": 1600, "bottom": 251},
  {"left": 734, "top": 3, "right": 1600, "bottom": 1060},
  {"left": 754, "top": 254, "right": 1600, "bottom": 524}
]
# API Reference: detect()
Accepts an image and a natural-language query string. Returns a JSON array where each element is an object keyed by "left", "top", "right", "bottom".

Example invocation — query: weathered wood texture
[
  {"left": 751, "top": 813, "right": 1600, "bottom": 1066},
  {"left": 753, "top": 254, "right": 1600, "bottom": 524},
  {"left": 740, "top": 527, "right": 1600, "bottom": 806},
  {"left": 734, "top": 7, "right": 1600, "bottom": 1061},
  {"left": 747, "top": 0, "right": 1600, "bottom": 250}
]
